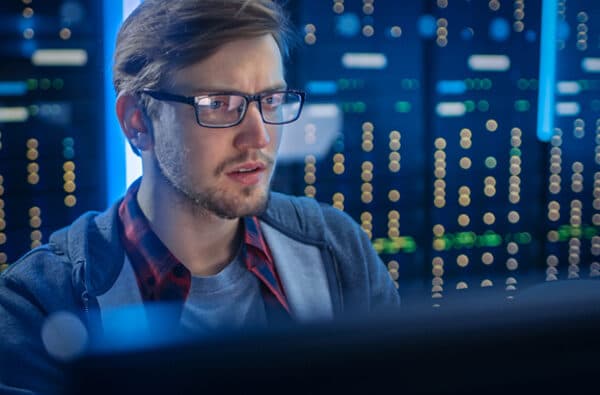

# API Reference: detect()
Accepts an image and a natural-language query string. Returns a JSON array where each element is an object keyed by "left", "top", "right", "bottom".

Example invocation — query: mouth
[{"left": 225, "top": 162, "right": 268, "bottom": 186}]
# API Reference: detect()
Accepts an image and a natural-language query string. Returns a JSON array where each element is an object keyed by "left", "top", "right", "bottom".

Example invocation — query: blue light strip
[
  {"left": 537, "top": 0, "right": 558, "bottom": 142},
  {"left": 0, "top": 81, "right": 27, "bottom": 96},
  {"left": 103, "top": 0, "right": 126, "bottom": 207}
]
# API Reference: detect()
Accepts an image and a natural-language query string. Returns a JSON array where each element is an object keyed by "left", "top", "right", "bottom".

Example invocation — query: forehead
[{"left": 169, "top": 34, "right": 285, "bottom": 94}]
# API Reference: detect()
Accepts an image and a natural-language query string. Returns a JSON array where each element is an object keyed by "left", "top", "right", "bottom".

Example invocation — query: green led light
[
  {"left": 455, "top": 231, "right": 476, "bottom": 248},
  {"left": 464, "top": 78, "right": 474, "bottom": 89},
  {"left": 513, "top": 232, "right": 532, "bottom": 244},
  {"left": 514, "top": 100, "right": 530, "bottom": 112},
  {"left": 517, "top": 79, "right": 529, "bottom": 90},
  {"left": 584, "top": 226, "right": 598, "bottom": 239},
  {"left": 372, "top": 237, "right": 417, "bottom": 254},
  {"left": 464, "top": 100, "right": 476, "bottom": 112},
  {"left": 485, "top": 156, "right": 497, "bottom": 169},
  {"left": 510, "top": 148, "right": 522, "bottom": 156},
  {"left": 354, "top": 101, "right": 366, "bottom": 113},
  {"left": 53, "top": 79, "right": 64, "bottom": 90},
  {"left": 477, "top": 100, "right": 489, "bottom": 112},
  {"left": 481, "top": 78, "right": 492, "bottom": 90},
  {"left": 395, "top": 101, "right": 412, "bottom": 113},
  {"left": 40, "top": 79, "right": 51, "bottom": 90},
  {"left": 27, "top": 79, "right": 38, "bottom": 90},
  {"left": 479, "top": 231, "right": 502, "bottom": 247},
  {"left": 528, "top": 79, "right": 538, "bottom": 90}
]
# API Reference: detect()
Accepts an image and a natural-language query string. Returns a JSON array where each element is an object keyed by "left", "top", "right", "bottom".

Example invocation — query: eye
[{"left": 263, "top": 93, "right": 284, "bottom": 108}]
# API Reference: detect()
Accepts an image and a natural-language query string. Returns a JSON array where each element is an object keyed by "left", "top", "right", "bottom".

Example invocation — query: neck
[{"left": 136, "top": 174, "right": 242, "bottom": 277}]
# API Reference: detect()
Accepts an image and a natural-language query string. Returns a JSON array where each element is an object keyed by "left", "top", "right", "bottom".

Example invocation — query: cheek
[{"left": 268, "top": 126, "right": 283, "bottom": 151}]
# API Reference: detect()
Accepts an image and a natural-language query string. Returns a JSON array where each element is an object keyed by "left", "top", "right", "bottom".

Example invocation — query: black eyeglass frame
[{"left": 141, "top": 89, "right": 306, "bottom": 128}]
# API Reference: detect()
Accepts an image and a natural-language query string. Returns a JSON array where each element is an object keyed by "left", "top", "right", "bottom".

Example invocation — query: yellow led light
[
  {"left": 434, "top": 197, "right": 446, "bottom": 208},
  {"left": 389, "top": 130, "right": 401, "bottom": 140},
  {"left": 304, "top": 174, "right": 316, "bottom": 184},
  {"left": 63, "top": 161, "right": 75, "bottom": 172},
  {"left": 508, "top": 211, "right": 520, "bottom": 223},
  {"left": 387, "top": 219, "right": 400, "bottom": 228},
  {"left": 360, "top": 212, "right": 372, "bottom": 222},
  {"left": 485, "top": 119, "right": 499, "bottom": 132},
  {"left": 389, "top": 140, "right": 401, "bottom": 151},
  {"left": 388, "top": 161, "right": 400, "bottom": 172},
  {"left": 457, "top": 254, "right": 469, "bottom": 267},
  {"left": 27, "top": 173, "right": 39, "bottom": 185},
  {"left": 304, "top": 186, "right": 316, "bottom": 197},
  {"left": 458, "top": 195, "right": 471, "bottom": 207},
  {"left": 26, "top": 149, "right": 39, "bottom": 161},
  {"left": 434, "top": 168, "right": 446, "bottom": 178},
  {"left": 332, "top": 193, "right": 344, "bottom": 203},
  {"left": 434, "top": 179, "right": 446, "bottom": 189},
  {"left": 361, "top": 222, "right": 373, "bottom": 231},
  {"left": 482, "top": 252, "right": 494, "bottom": 265},
  {"left": 433, "top": 224, "right": 445, "bottom": 237},
  {"left": 29, "top": 216, "right": 41, "bottom": 228},
  {"left": 388, "top": 260, "right": 400, "bottom": 270},
  {"left": 333, "top": 2, "right": 344, "bottom": 13},
  {"left": 484, "top": 186, "right": 496, "bottom": 197},
  {"left": 480, "top": 279, "right": 493, "bottom": 287},
  {"left": 28, "top": 206, "right": 41, "bottom": 217},
  {"left": 333, "top": 163, "right": 345, "bottom": 175},
  {"left": 434, "top": 138, "right": 447, "bottom": 150},
  {"left": 361, "top": 141, "right": 374, "bottom": 152},
  {"left": 456, "top": 282, "right": 468, "bottom": 290},
  {"left": 547, "top": 231, "right": 559, "bottom": 242},
  {"left": 361, "top": 192, "right": 373, "bottom": 203},
  {"left": 388, "top": 189, "right": 400, "bottom": 202},
  {"left": 513, "top": 21, "right": 524, "bottom": 32},
  {"left": 511, "top": 127, "right": 522, "bottom": 137},
  {"left": 458, "top": 214, "right": 470, "bottom": 227},
  {"left": 362, "top": 122, "right": 374, "bottom": 132},
  {"left": 387, "top": 229, "right": 400, "bottom": 238},
  {"left": 460, "top": 139, "right": 472, "bottom": 149},
  {"left": 460, "top": 128, "right": 472, "bottom": 138},
  {"left": 361, "top": 161, "right": 374, "bottom": 171},
  {"left": 483, "top": 212, "right": 496, "bottom": 225},
  {"left": 361, "top": 172, "right": 373, "bottom": 182},
  {"left": 459, "top": 157, "right": 472, "bottom": 169},
  {"left": 389, "top": 152, "right": 400, "bottom": 161},
  {"left": 0, "top": 233, "right": 6, "bottom": 245},
  {"left": 27, "top": 162, "right": 39, "bottom": 173},
  {"left": 361, "top": 183, "right": 373, "bottom": 193},
  {"left": 458, "top": 186, "right": 471, "bottom": 195},
  {"left": 304, "top": 155, "right": 316, "bottom": 164}
]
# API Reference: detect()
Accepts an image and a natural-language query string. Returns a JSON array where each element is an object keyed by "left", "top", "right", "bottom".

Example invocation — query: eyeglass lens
[{"left": 194, "top": 92, "right": 302, "bottom": 126}]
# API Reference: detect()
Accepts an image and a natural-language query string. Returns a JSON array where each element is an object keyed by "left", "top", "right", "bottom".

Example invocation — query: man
[{"left": 0, "top": 0, "right": 399, "bottom": 393}]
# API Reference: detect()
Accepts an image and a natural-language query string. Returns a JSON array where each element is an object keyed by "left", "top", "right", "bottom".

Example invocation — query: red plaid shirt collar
[{"left": 118, "top": 178, "right": 289, "bottom": 313}]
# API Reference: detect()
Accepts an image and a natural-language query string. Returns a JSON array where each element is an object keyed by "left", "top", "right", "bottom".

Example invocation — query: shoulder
[
  {"left": 1, "top": 244, "right": 78, "bottom": 309},
  {"left": 263, "top": 192, "right": 365, "bottom": 244}
]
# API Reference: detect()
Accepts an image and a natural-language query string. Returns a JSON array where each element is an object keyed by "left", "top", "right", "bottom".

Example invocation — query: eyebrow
[{"left": 187, "top": 82, "right": 288, "bottom": 96}]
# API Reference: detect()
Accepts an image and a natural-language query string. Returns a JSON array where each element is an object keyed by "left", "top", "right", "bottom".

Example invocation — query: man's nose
[{"left": 234, "top": 102, "right": 271, "bottom": 149}]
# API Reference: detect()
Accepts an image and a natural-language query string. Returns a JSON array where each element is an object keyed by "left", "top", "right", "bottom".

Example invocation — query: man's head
[{"left": 113, "top": 0, "right": 300, "bottom": 219}]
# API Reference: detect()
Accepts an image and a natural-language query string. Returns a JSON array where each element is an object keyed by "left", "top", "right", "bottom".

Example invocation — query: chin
[{"left": 203, "top": 186, "right": 270, "bottom": 220}]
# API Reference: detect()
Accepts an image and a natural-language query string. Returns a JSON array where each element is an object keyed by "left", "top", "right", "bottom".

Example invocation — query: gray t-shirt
[{"left": 178, "top": 249, "right": 267, "bottom": 335}]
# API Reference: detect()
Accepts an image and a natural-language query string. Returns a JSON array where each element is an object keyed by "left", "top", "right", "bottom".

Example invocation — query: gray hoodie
[{"left": 0, "top": 192, "right": 400, "bottom": 394}]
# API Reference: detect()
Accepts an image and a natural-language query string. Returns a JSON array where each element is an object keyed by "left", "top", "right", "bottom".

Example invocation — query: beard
[{"left": 153, "top": 138, "right": 274, "bottom": 220}]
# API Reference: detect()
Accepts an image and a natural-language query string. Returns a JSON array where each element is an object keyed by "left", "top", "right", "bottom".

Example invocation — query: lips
[{"left": 225, "top": 162, "right": 267, "bottom": 186}]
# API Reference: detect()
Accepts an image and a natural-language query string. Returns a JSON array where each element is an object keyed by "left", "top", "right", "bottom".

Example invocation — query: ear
[{"left": 116, "top": 93, "right": 153, "bottom": 152}]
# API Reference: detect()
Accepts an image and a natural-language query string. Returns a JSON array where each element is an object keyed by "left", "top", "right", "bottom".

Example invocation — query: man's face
[{"left": 148, "top": 34, "right": 285, "bottom": 219}]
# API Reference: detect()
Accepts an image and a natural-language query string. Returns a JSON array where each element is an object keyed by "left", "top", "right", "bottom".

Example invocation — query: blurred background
[{"left": 0, "top": 0, "right": 598, "bottom": 307}]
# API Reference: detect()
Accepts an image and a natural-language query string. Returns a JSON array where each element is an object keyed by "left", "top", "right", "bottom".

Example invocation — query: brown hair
[{"left": 113, "top": 0, "right": 295, "bottom": 97}]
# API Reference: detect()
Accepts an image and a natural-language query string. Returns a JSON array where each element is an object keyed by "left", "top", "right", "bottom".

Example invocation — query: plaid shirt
[{"left": 118, "top": 179, "right": 290, "bottom": 320}]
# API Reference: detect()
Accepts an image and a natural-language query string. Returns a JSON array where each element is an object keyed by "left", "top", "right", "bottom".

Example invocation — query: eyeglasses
[{"left": 141, "top": 89, "right": 305, "bottom": 128}]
